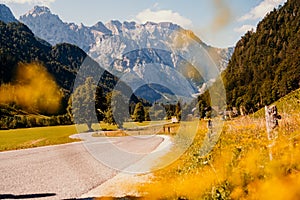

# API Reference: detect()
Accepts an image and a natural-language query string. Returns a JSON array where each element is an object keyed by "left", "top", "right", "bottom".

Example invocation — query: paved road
[{"left": 0, "top": 134, "right": 168, "bottom": 199}]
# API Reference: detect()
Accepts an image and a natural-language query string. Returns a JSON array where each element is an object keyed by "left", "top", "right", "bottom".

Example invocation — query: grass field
[
  {"left": 0, "top": 125, "right": 80, "bottom": 151},
  {"left": 0, "top": 120, "right": 171, "bottom": 151}
]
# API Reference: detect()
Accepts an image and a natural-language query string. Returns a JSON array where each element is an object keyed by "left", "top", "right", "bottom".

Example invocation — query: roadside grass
[
  {"left": 76, "top": 121, "right": 169, "bottom": 133},
  {"left": 92, "top": 120, "right": 172, "bottom": 137},
  {"left": 0, "top": 125, "right": 80, "bottom": 151},
  {"left": 123, "top": 120, "right": 170, "bottom": 129},
  {"left": 74, "top": 122, "right": 118, "bottom": 133},
  {"left": 0, "top": 120, "right": 171, "bottom": 151},
  {"left": 138, "top": 90, "right": 300, "bottom": 199}
]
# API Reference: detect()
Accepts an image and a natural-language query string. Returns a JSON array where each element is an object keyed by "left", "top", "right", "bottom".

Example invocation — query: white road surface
[{"left": 0, "top": 132, "right": 172, "bottom": 199}]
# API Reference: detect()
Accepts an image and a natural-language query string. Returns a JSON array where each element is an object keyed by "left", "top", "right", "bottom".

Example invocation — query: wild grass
[{"left": 138, "top": 89, "right": 300, "bottom": 199}]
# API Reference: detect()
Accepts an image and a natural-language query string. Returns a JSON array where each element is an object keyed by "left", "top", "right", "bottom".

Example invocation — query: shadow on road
[
  {"left": 0, "top": 193, "right": 56, "bottom": 199},
  {"left": 64, "top": 196, "right": 142, "bottom": 200}
]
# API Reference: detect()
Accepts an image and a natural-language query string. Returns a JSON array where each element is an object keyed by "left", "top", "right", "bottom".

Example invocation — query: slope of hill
[
  {"left": 222, "top": 0, "right": 299, "bottom": 113},
  {"left": 254, "top": 88, "right": 300, "bottom": 117}
]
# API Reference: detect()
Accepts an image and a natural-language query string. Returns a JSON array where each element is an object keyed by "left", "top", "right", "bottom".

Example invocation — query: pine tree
[
  {"left": 72, "top": 77, "right": 98, "bottom": 131},
  {"left": 149, "top": 103, "right": 165, "bottom": 121},
  {"left": 95, "top": 85, "right": 106, "bottom": 121},
  {"left": 103, "top": 107, "right": 115, "bottom": 125},
  {"left": 133, "top": 102, "right": 145, "bottom": 122},
  {"left": 175, "top": 101, "right": 182, "bottom": 121},
  {"left": 111, "top": 90, "right": 128, "bottom": 129}
]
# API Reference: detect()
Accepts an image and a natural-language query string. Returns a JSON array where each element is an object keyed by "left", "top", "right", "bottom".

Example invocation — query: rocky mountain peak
[
  {"left": 158, "top": 22, "right": 181, "bottom": 30},
  {"left": 26, "top": 6, "right": 51, "bottom": 17},
  {"left": 0, "top": 4, "right": 18, "bottom": 23},
  {"left": 105, "top": 20, "right": 123, "bottom": 34},
  {"left": 92, "top": 21, "right": 112, "bottom": 34}
]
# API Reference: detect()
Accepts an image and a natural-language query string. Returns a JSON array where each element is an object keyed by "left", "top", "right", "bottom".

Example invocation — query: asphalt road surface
[{"left": 0, "top": 133, "right": 168, "bottom": 199}]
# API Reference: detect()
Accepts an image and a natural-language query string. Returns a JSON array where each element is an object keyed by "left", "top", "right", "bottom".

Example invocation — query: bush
[{"left": 0, "top": 114, "right": 73, "bottom": 129}]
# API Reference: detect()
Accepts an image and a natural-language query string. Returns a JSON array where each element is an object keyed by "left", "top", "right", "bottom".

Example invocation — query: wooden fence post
[
  {"left": 207, "top": 119, "right": 213, "bottom": 138},
  {"left": 265, "top": 105, "right": 281, "bottom": 160}
]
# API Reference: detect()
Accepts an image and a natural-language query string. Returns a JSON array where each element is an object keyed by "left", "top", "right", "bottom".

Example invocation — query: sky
[{"left": 1, "top": 0, "right": 287, "bottom": 48}]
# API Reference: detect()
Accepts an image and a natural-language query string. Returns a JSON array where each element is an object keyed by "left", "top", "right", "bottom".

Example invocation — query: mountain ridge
[
  {"left": 19, "top": 5, "right": 233, "bottom": 71},
  {"left": 18, "top": 5, "right": 233, "bottom": 103},
  {"left": 0, "top": 4, "right": 18, "bottom": 23}
]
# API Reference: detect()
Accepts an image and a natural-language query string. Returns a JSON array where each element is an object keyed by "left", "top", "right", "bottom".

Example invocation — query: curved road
[{"left": 0, "top": 133, "right": 170, "bottom": 199}]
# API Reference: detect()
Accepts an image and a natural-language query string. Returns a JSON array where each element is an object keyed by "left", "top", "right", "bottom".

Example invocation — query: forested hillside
[
  {"left": 0, "top": 21, "right": 120, "bottom": 128},
  {"left": 0, "top": 21, "right": 119, "bottom": 95},
  {"left": 222, "top": 0, "right": 299, "bottom": 113}
]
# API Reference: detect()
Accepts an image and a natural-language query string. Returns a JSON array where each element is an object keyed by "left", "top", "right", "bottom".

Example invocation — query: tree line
[{"left": 71, "top": 76, "right": 182, "bottom": 130}]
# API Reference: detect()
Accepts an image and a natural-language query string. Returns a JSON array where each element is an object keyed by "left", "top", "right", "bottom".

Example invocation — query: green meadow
[{"left": 0, "top": 125, "right": 80, "bottom": 151}]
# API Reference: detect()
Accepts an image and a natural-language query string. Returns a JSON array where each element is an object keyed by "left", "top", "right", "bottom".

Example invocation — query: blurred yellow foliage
[
  {"left": 140, "top": 110, "right": 300, "bottom": 199},
  {"left": 0, "top": 62, "right": 62, "bottom": 114}
]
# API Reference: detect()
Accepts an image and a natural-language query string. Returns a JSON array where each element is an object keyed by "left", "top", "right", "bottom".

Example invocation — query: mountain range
[
  {"left": 17, "top": 6, "right": 234, "bottom": 103},
  {"left": 19, "top": 6, "right": 233, "bottom": 70}
]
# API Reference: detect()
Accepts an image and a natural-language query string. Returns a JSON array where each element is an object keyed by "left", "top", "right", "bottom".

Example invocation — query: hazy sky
[{"left": 1, "top": 0, "right": 287, "bottom": 48}]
